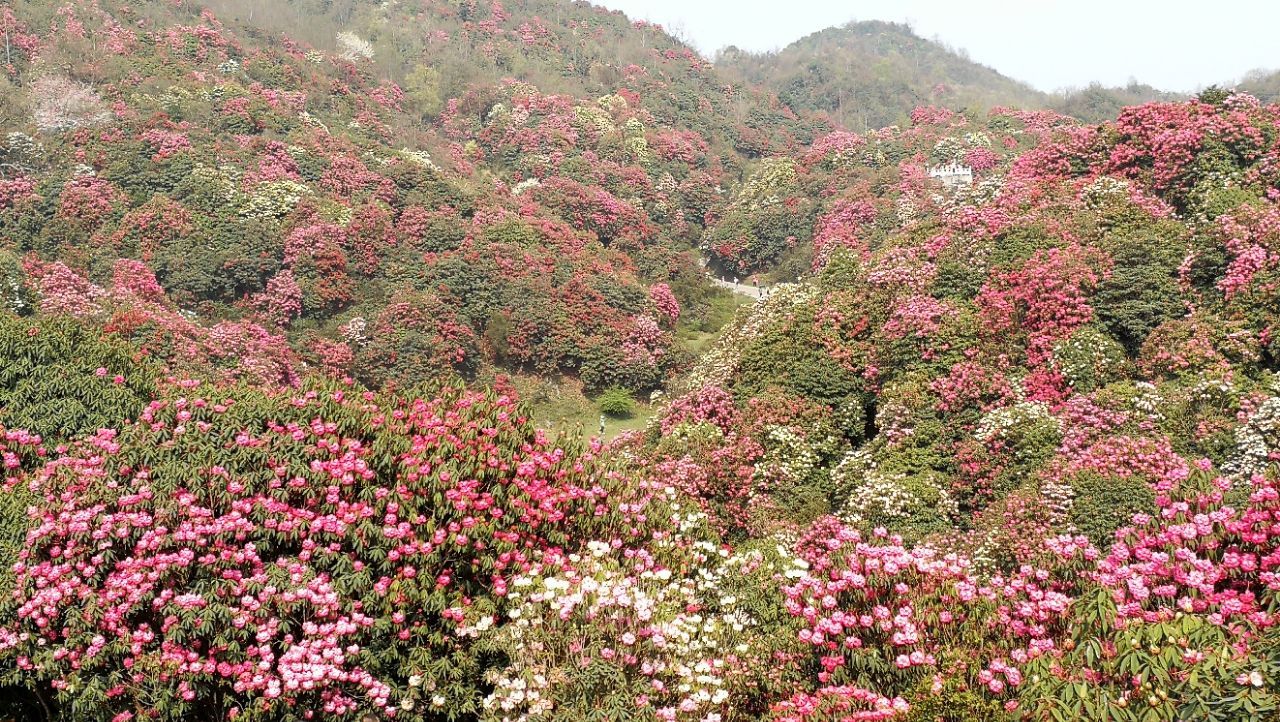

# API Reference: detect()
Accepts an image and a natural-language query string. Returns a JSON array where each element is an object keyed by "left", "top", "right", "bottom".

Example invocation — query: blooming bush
[
  {"left": 0, "top": 382, "right": 622, "bottom": 720},
  {"left": 481, "top": 522, "right": 808, "bottom": 722}
]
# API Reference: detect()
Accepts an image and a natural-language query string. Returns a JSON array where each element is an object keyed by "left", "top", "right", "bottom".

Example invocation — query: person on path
[{"left": 599, "top": 414, "right": 606, "bottom": 436}]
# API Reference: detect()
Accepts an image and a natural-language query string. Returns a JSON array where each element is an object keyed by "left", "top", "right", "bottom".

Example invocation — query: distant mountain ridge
[
  {"left": 717, "top": 21, "right": 1047, "bottom": 130},
  {"left": 716, "top": 20, "right": 1187, "bottom": 128}
]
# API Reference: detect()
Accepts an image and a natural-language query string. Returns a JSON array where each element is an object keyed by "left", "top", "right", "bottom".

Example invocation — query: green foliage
[
  {"left": 404, "top": 64, "right": 445, "bottom": 120},
  {"left": 1051, "top": 326, "right": 1129, "bottom": 393},
  {"left": 479, "top": 219, "right": 541, "bottom": 249},
  {"left": 1023, "top": 589, "right": 1280, "bottom": 722},
  {"left": 577, "top": 341, "right": 672, "bottom": 394},
  {"left": 0, "top": 475, "right": 35, "bottom": 593},
  {"left": 1198, "top": 85, "right": 1234, "bottom": 106},
  {"left": 735, "top": 305, "right": 864, "bottom": 411},
  {"left": 986, "top": 224, "right": 1058, "bottom": 272},
  {"left": 933, "top": 257, "right": 986, "bottom": 301},
  {"left": 1067, "top": 471, "right": 1158, "bottom": 549},
  {"left": 1149, "top": 379, "right": 1240, "bottom": 465},
  {"left": 105, "top": 146, "right": 198, "bottom": 203},
  {"left": 703, "top": 157, "right": 815, "bottom": 272},
  {"left": 598, "top": 387, "right": 636, "bottom": 418},
  {"left": 0, "top": 250, "right": 35, "bottom": 315},
  {"left": 1094, "top": 227, "right": 1187, "bottom": 355},
  {"left": 669, "top": 277, "right": 744, "bottom": 335},
  {"left": 1193, "top": 184, "right": 1261, "bottom": 222},
  {"left": 987, "top": 406, "right": 1064, "bottom": 493},
  {"left": 1054, "top": 81, "right": 1184, "bottom": 124},
  {"left": 0, "top": 315, "right": 158, "bottom": 444},
  {"left": 717, "top": 20, "right": 1046, "bottom": 130},
  {"left": 902, "top": 678, "right": 1010, "bottom": 722}
]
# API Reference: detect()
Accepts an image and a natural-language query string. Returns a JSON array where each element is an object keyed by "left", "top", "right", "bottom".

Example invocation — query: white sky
[{"left": 594, "top": 0, "right": 1279, "bottom": 93}]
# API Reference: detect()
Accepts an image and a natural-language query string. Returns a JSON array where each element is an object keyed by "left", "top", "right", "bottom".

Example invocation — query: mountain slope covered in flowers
[
  {"left": 627, "top": 91, "right": 1280, "bottom": 720},
  {"left": 2, "top": 2, "right": 1280, "bottom": 722},
  {"left": 0, "top": 0, "right": 827, "bottom": 403}
]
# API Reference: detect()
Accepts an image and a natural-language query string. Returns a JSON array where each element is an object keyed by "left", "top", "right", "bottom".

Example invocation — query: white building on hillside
[{"left": 929, "top": 163, "right": 973, "bottom": 189}]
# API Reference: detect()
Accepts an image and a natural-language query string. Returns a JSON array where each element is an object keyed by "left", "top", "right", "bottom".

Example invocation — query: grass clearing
[{"left": 514, "top": 375, "right": 656, "bottom": 442}]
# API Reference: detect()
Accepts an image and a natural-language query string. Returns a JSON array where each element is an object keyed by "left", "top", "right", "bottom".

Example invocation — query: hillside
[
  {"left": 622, "top": 90, "right": 1280, "bottom": 720},
  {"left": 716, "top": 21, "right": 1048, "bottom": 130},
  {"left": 1051, "top": 80, "right": 1185, "bottom": 123},
  {"left": 193, "top": 0, "right": 822, "bottom": 154},
  {"left": 1240, "top": 68, "right": 1280, "bottom": 103},
  {"left": 718, "top": 20, "right": 1189, "bottom": 129},
  {"left": 3, "top": 2, "right": 1280, "bottom": 722},
  {"left": 0, "top": 0, "right": 834, "bottom": 410}
]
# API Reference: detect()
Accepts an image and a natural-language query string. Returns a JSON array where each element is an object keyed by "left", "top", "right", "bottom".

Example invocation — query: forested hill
[
  {"left": 195, "top": 0, "right": 823, "bottom": 150},
  {"left": 0, "top": 0, "right": 826, "bottom": 404},
  {"left": 717, "top": 20, "right": 1189, "bottom": 128},
  {"left": 717, "top": 21, "right": 1049, "bottom": 130}
]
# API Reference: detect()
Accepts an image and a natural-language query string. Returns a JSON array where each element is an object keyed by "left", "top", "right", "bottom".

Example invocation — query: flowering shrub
[
  {"left": 703, "top": 158, "right": 813, "bottom": 273},
  {"left": 781, "top": 518, "right": 1093, "bottom": 718},
  {"left": 1021, "top": 465, "right": 1280, "bottom": 721},
  {"left": 975, "top": 244, "right": 1107, "bottom": 367},
  {"left": 0, "top": 382, "right": 622, "bottom": 720},
  {"left": 0, "top": 0, "right": 780, "bottom": 399},
  {"left": 649, "top": 283, "right": 681, "bottom": 325},
  {"left": 481, "top": 523, "right": 808, "bottom": 722},
  {"left": 354, "top": 289, "right": 481, "bottom": 389},
  {"left": 609, "top": 92, "right": 1280, "bottom": 720},
  {"left": 1049, "top": 326, "right": 1128, "bottom": 393},
  {"left": 31, "top": 75, "right": 110, "bottom": 133},
  {"left": 249, "top": 270, "right": 304, "bottom": 327}
]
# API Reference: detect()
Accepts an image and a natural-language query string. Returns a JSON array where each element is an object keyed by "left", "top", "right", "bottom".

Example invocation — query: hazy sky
[{"left": 594, "top": 0, "right": 1279, "bottom": 93}]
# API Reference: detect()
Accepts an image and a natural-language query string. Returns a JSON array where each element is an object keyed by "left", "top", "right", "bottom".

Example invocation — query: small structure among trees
[{"left": 928, "top": 162, "right": 973, "bottom": 189}]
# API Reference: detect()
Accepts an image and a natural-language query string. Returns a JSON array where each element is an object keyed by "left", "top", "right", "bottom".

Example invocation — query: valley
[{"left": 0, "top": 2, "right": 1278, "bottom": 721}]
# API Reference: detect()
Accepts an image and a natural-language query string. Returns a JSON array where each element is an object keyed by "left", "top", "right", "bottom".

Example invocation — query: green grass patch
[{"left": 514, "top": 375, "right": 656, "bottom": 441}]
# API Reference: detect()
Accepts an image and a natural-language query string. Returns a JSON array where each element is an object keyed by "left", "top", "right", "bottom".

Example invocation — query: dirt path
[
  {"left": 700, "top": 257, "right": 772, "bottom": 299},
  {"left": 708, "top": 275, "right": 770, "bottom": 299}
]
